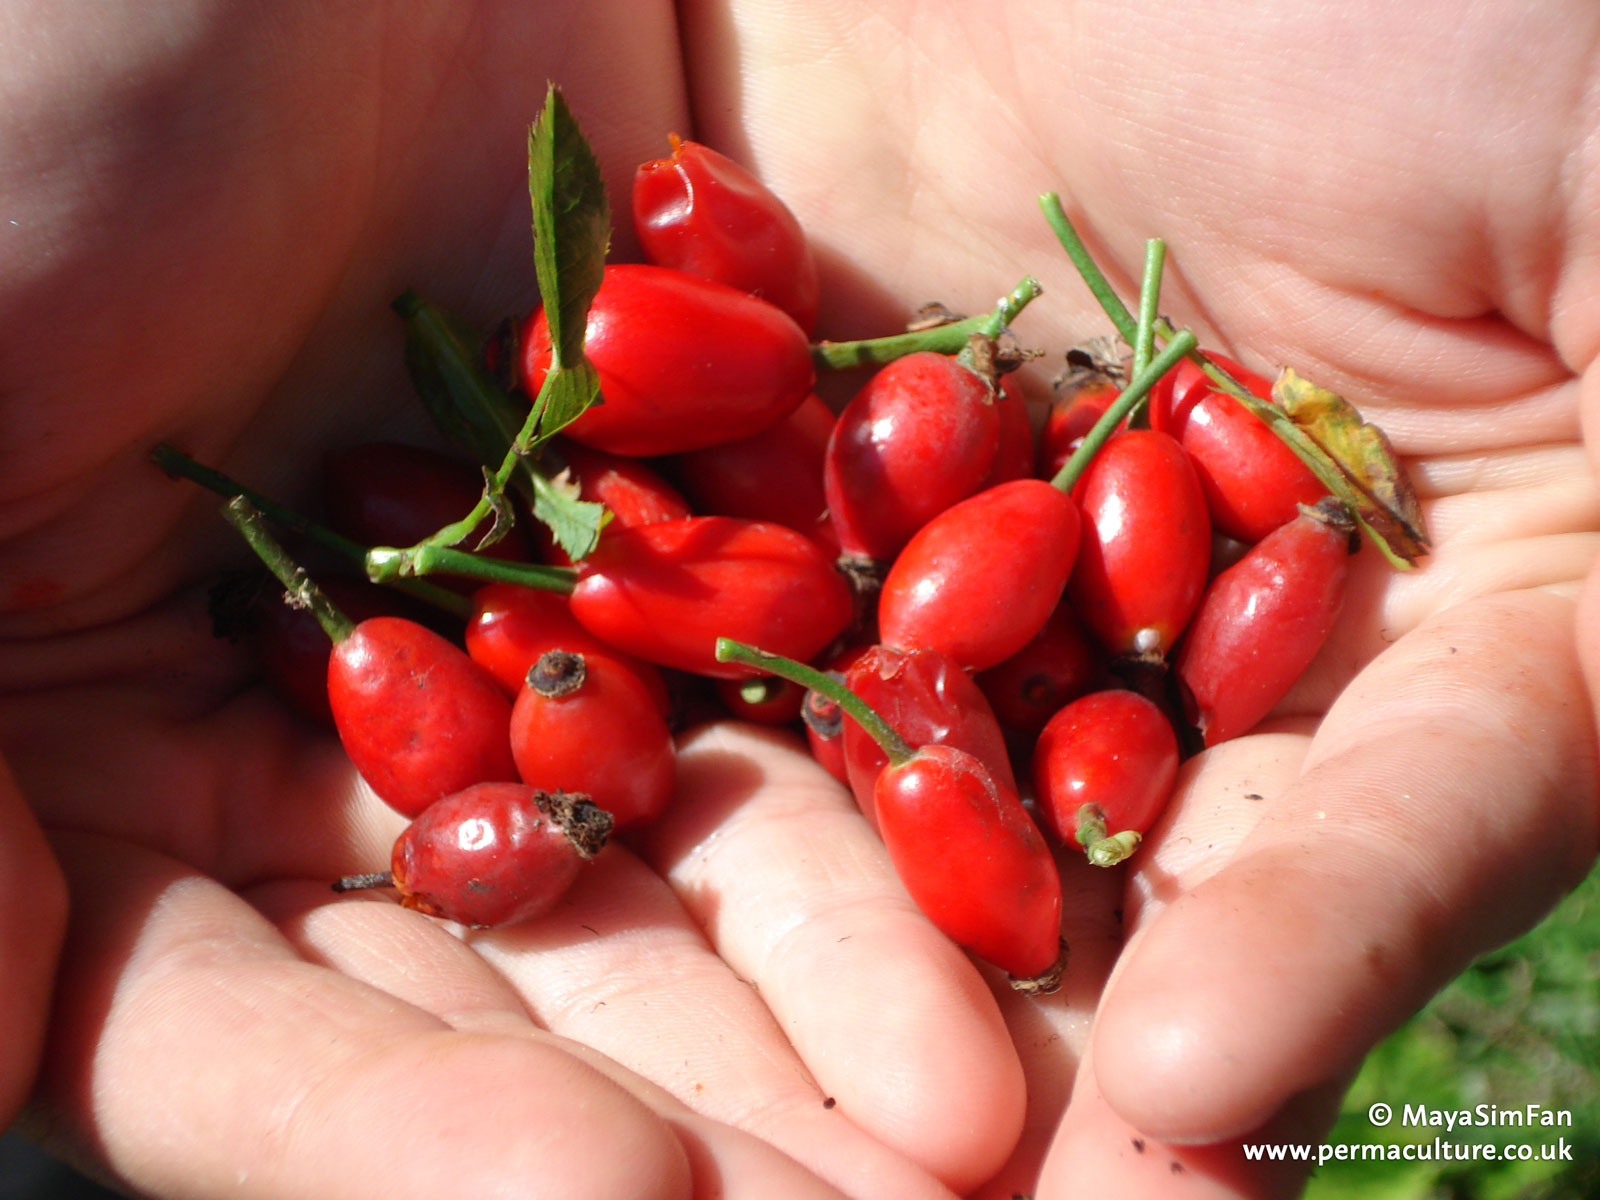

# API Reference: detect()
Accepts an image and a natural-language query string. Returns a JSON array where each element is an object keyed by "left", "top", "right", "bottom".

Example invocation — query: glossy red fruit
[
  {"left": 389, "top": 783, "right": 612, "bottom": 927},
  {"left": 875, "top": 744, "right": 1063, "bottom": 985},
  {"left": 570, "top": 516, "right": 853, "bottom": 679},
  {"left": 1032, "top": 689, "right": 1178, "bottom": 865},
  {"left": 520, "top": 263, "right": 814, "bottom": 457},
  {"left": 1039, "top": 357, "right": 1121, "bottom": 478},
  {"left": 976, "top": 603, "right": 1102, "bottom": 734},
  {"left": 715, "top": 674, "right": 807, "bottom": 725},
  {"left": 824, "top": 352, "right": 1001, "bottom": 564},
  {"left": 536, "top": 439, "right": 693, "bottom": 566},
  {"left": 842, "top": 645, "right": 1017, "bottom": 825},
  {"left": 510, "top": 651, "right": 676, "bottom": 832},
  {"left": 464, "top": 583, "right": 670, "bottom": 716},
  {"left": 633, "top": 135, "right": 820, "bottom": 333},
  {"left": 801, "top": 643, "right": 872, "bottom": 784},
  {"left": 981, "top": 375, "right": 1035, "bottom": 487},
  {"left": 804, "top": 697, "right": 847, "bottom": 780},
  {"left": 327, "top": 617, "right": 519, "bottom": 818},
  {"left": 322, "top": 442, "right": 531, "bottom": 563},
  {"left": 878, "top": 478, "right": 1082, "bottom": 672},
  {"left": 666, "top": 393, "right": 837, "bottom": 554},
  {"left": 1147, "top": 354, "right": 1327, "bottom": 542},
  {"left": 1067, "top": 429, "right": 1211, "bottom": 660},
  {"left": 254, "top": 576, "right": 425, "bottom": 727},
  {"left": 1176, "top": 499, "right": 1355, "bottom": 746}
]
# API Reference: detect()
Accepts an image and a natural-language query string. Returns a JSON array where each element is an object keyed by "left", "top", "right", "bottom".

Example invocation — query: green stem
[
  {"left": 380, "top": 306, "right": 589, "bottom": 573},
  {"left": 1039, "top": 195, "right": 1139, "bottom": 345},
  {"left": 151, "top": 444, "right": 473, "bottom": 619},
  {"left": 393, "top": 290, "right": 607, "bottom": 564},
  {"left": 1041, "top": 196, "right": 1263, "bottom": 411},
  {"left": 1071, "top": 803, "right": 1142, "bottom": 867},
  {"left": 221, "top": 496, "right": 355, "bottom": 642},
  {"left": 365, "top": 544, "right": 577, "bottom": 592},
  {"left": 810, "top": 276, "right": 1042, "bottom": 371},
  {"left": 1049, "top": 329, "right": 1197, "bottom": 493},
  {"left": 1086, "top": 831, "right": 1142, "bottom": 868},
  {"left": 714, "top": 638, "right": 913, "bottom": 765},
  {"left": 1132, "top": 239, "right": 1166, "bottom": 380}
]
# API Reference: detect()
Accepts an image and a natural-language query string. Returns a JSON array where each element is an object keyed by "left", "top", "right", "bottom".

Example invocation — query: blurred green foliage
[{"left": 1306, "top": 862, "right": 1600, "bottom": 1200}]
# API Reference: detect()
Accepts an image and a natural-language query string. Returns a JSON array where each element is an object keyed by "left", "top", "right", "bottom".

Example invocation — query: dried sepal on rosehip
[{"left": 510, "top": 650, "right": 676, "bottom": 831}]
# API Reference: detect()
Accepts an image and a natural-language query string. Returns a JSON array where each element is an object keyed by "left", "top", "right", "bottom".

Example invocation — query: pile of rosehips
[{"left": 162, "top": 90, "right": 1423, "bottom": 996}]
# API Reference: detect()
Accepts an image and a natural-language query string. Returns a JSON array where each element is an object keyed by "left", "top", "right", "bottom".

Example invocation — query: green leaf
[
  {"left": 392, "top": 290, "right": 528, "bottom": 471},
  {"left": 528, "top": 84, "right": 610, "bottom": 372},
  {"left": 523, "top": 358, "right": 602, "bottom": 453},
  {"left": 530, "top": 466, "right": 610, "bottom": 562}
]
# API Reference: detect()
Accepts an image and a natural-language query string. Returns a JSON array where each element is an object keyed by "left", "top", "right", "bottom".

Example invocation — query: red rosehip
[
  {"left": 1032, "top": 689, "right": 1178, "bottom": 866},
  {"left": 388, "top": 783, "right": 612, "bottom": 927},
  {"left": 510, "top": 651, "right": 675, "bottom": 832},
  {"left": 519, "top": 264, "right": 814, "bottom": 457},
  {"left": 1147, "top": 354, "right": 1327, "bottom": 542},
  {"left": 878, "top": 478, "right": 1082, "bottom": 672},
  {"left": 875, "top": 744, "right": 1064, "bottom": 987},
  {"left": 976, "top": 603, "right": 1103, "bottom": 734},
  {"left": 1176, "top": 499, "right": 1355, "bottom": 745},
  {"left": 824, "top": 352, "right": 1001, "bottom": 564},
  {"left": 841, "top": 645, "right": 1016, "bottom": 826},
  {"left": 327, "top": 617, "right": 519, "bottom": 818},
  {"left": 666, "top": 393, "right": 837, "bottom": 554},
  {"left": 464, "top": 583, "right": 670, "bottom": 715},
  {"left": 1067, "top": 430, "right": 1211, "bottom": 660},
  {"left": 569, "top": 516, "right": 853, "bottom": 679},
  {"left": 535, "top": 439, "right": 692, "bottom": 566},
  {"left": 633, "top": 135, "right": 820, "bottom": 333}
]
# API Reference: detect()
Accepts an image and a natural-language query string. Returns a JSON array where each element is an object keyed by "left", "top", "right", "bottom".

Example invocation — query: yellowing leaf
[{"left": 1271, "top": 369, "right": 1430, "bottom": 568}]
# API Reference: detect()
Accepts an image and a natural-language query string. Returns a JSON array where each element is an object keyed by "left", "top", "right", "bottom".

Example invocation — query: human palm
[{"left": 4, "top": 3, "right": 1598, "bottom": 1199}]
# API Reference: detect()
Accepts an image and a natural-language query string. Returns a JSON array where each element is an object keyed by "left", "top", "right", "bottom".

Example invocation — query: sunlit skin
[{"left": 3, "top": 4, "right": 1599, "bottom": 1199}]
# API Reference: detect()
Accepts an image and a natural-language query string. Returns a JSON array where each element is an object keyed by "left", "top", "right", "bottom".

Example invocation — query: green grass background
[{"left": 1306, "top": 861, "right": 1600, "bottom": 1199}]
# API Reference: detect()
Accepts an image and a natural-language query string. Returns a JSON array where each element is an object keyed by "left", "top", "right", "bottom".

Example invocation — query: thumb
[{"left": 1091, "top": 589, "right": 1599, "bottom": 1143}]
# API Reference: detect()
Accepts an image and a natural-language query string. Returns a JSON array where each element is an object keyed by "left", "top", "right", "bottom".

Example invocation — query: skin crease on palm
[{"left": 2, "top": 0, "right": 1600, "bottom": 1197}]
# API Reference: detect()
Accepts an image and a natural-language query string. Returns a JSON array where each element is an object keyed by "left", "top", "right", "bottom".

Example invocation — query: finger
[
  {"left": 1091, "top": 590, "right": 1600, "bottom": 1144},
  {"left": 1037, "top": 1036, "right": 1349, "bottom": 1200},
  {"left": 1000, "top": 730, "right": 1313, "bottom": 1198},
  {"left": 1122, "top": 725, "right": 1315, "bottom": 930},
  {"left": 0, "top": 755, "right": 68, "bottom": 1124},
  {"left": 34, "top": 833, "right": 849, "bottom": 1200},
  {"left": 259, "top": 874, "right": 937, "bottom": 1197},
  {"left": 1282, "top": 443, "right": 1599, "bottom": 714},
  {"left": 246, "top": 879, "right": 539, "bottom": 1035},
  {"left": 634, "top": 721, "right": 1027, "bottom": 1192},
  {"left": 962, "top": 852, "right": 1125, "bottom": 1200},
  {"left": 973, "top": 729, "right": 1310, "bottom": 1199},
  {"left": 465, "top": 845, "right": 960, "bottom": 1200}
]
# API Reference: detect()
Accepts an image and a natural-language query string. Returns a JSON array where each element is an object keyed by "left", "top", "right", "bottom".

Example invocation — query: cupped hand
[
  {"left": 0, "top": 4, "right": 1019, "bottom": 1197},
  {"left": 6, "top": 3, "right": 1600, "bottom": 1199},
  {"left": 671, "top": 1, "right": 1600, "bottom": 1195}
]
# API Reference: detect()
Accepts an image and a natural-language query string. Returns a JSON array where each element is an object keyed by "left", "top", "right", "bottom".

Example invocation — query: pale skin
[{"left": 3, "top": 2, "right": 1599, "bottom": 1197}]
